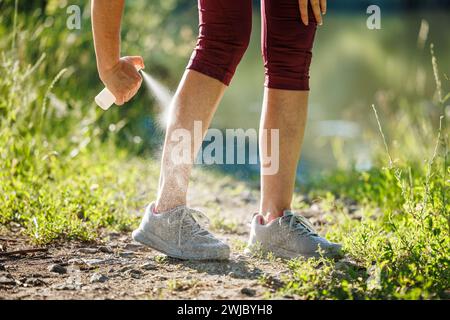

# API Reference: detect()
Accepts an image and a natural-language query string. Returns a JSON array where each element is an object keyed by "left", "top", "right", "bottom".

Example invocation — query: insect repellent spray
[
  {"left": 95, "top": 87, "right": 116, "bottom": 110},
  {"left": 95, "top": 67, "right": 143, "bottom": 110}
]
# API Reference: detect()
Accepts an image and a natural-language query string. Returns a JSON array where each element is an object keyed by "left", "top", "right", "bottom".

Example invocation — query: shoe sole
[{"left": 132, "top": 228, "right": 229, "bottom": 261}]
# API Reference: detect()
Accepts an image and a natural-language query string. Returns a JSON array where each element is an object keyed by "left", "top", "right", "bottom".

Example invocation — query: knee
[
  {"left": 188, "top": 21, "right": 251, "bottom": 86},
  {"left": 263, "top": 24, "right": 317, "bottom": 91},
  {"left": 229, "top": 24, "right": 252, "bottom": 62},
  {"left": 263, "top": 49, "right": 313, "bottom": 91}
]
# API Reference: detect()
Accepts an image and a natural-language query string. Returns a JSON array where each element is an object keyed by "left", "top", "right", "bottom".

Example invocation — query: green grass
[
  {"left": 277, "top": 58, "right": 449, "bottom": 298},
  {"left": 0, "top": 46, "right": 161, "bottom": 244}
]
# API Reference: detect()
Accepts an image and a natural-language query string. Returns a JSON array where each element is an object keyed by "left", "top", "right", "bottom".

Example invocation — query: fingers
[
  {"left": 320, "top": 0, "right": 327, "bottom": 15},
  {"left": 105, "top": 56, "right": 144, "bottom": 107},
  {"left": 125, "top": 80, "right": 142, "bottom": 103},
  {"left": 299, "top": 0, "right": 308, "bottom": 26},
  {"left": 311, "top": 0, "right": 322, "bottom": 25},
  {"left": 127, "top": 56, "right": 145, "bottom": 70},
  {"left": 115, "top": 94, "right": 125, "bottom": 106},
  {"left": 122, "top": 76, "right": 142, "bottom": 104},
  {"left": 119, "top": 64, "right": 143, "bottom": 105}
]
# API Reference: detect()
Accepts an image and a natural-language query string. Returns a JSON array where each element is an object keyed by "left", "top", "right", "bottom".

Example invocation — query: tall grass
[{"left": 0, "top": 51, "right": 141, "bottom": 243}]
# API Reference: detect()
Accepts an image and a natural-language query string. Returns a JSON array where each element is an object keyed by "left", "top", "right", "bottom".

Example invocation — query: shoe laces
[
  {"left": 169, "top": 207, "right": 211, "bottom": 246},
  {"left": 281, "top": 212, "right": 318, "bottom": 237}
]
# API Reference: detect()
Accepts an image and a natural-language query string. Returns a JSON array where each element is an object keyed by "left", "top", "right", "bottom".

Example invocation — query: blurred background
[{"left": 1, "top": 0, "right": 449, "bottom": 183}]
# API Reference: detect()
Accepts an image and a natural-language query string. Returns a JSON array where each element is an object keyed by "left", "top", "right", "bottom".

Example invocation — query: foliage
[
  {"left": 281, "top": 48, "right": 449, "bottom": 299},
  {"left": 0, "top": 1, "right": 164, "bottom": 243}
]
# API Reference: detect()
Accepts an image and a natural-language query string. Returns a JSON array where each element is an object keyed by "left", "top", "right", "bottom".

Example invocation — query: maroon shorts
[{"left": 187, "top": 0, "right": 317, "bottom": 91}]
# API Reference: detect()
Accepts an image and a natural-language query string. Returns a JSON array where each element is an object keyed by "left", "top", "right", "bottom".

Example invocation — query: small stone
[
  {"left": 90, "top": 273, "right": 109, "bottom": 283},
  {"left": 240, "top": 287, "right": 256, "bottom": 297},
  {"left": 0, "top": 276, "right": 16, "bottom": 286},
  {"left": 118, "top": 266, "right": 132, "bottom": 273},
  {"left": 140, "top": 262, "right": 157, "bottom": 271},
  {"left": 98, "top": 246, "right": 114, "bottom": 254},
  {"left": 126, "top": 269, "right": 142, "bottom": 279},
  {"left": 78, "top": 247, "right": 98, "bottom": 254},
  {"left": 83, "top": 258, "right": 117, "bottom": 266},
  {"left": 234, "top": 254, "right": 248, "bottom": 260},
  {"left": 108, "top": 232, "right": 121, "bottom": 238},
  {"left": 48, "top": 264, "right": 67, "bottom": 274},
  {"left": 68, "top": 258, "right": 84, "bottom": 265},
  {"left": 53, "top": 283, "right": 78, "bottom": 291},
  {"left": 0, "top": 264, "right": 5, "bottom": 271},
  {"left": 119, "top": 251, "right": 135, "bottom": 258},
  {"left": 123, "top": 243, "right": 142, "bottom": 251},
  {"left": 24, "top": 278, "right": 45, "bottom": 287}
]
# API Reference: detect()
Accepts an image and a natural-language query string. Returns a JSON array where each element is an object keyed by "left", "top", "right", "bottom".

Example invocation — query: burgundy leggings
[{"left": 187, "top": 0, "right": 317, "bottom": 91}]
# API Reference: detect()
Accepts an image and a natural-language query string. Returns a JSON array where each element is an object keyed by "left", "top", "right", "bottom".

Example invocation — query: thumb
[{"left": 127, "top": 56, "right": 145, "bottom": 70}]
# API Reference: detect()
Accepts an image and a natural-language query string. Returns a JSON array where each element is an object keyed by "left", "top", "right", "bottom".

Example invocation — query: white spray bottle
[{"left": 95, "top": 67, "right": 143, "bottom": 110}]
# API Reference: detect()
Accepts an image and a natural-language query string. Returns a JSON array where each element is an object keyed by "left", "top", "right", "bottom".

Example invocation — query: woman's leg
[
  {"left": 259, "top": 0, "right": 317, "bottom": 221},
  {"left": 155, "top": 0, "right": 252, "bottom": 212},
  {"left": 155, "top": 70, "right": 225, "bottom": 212},
  {"left": 259, "top": 89, "right": 309, "bottom": 221}
]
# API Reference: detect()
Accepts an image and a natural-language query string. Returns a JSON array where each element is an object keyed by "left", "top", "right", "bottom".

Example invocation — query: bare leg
[
  {"left": 155, "top": 70, "right": 226, "bottom": 212},
  {"left": 259, "top": 88, "right": 309, "bottom": 222}
]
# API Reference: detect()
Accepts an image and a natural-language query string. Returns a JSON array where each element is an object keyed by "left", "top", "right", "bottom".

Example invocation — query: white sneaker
[
  {"left": 132, "top": 202, "right": 230, "bottom": 260},
  {"left": 245, "top": 210, "right": 342, "bottom": 259}
]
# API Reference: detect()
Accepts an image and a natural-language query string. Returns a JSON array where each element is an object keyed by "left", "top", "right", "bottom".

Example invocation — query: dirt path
[{"left": 0, "top": 170, "right": 338, "bottom": 300}]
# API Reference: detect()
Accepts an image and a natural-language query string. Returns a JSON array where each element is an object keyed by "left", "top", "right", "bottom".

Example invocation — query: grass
[
  {"left": 208, "top": 205, "right": 240, "bottom": 234},
  {"left": 0, "top": 2, "right": 449, "bottom": 300},
  {"left": 167, "top": 278, "right": 199, "bottom": 292},
  {"left": 275, "top": 49, "right": 449, "bottom": 298},
  {"left": 0, "top": 45, "right": 161, "bottom": 244}
]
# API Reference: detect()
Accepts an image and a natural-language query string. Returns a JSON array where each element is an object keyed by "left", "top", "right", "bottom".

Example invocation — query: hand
[
  {"left": 99, "top": 56, "right": 145, "bottom": 106},
  {"left": 298, "top": 0, "right": 327, "bottom": 26}
]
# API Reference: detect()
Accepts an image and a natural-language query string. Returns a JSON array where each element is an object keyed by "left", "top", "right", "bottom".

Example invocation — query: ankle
[
  {"left": 264, "top": 212, "right": 282, "bottom": 223},
  {"left": 154, "top": 199, "right": 186, "bottom": 213},
  {"left": 260, "top": 205, "right": 290, "bottom": 223}
]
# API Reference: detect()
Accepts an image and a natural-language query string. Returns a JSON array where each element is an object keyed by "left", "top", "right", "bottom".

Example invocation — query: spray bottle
[{"left": 95, "top": 67, "right": 143, "bottom": 110}]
